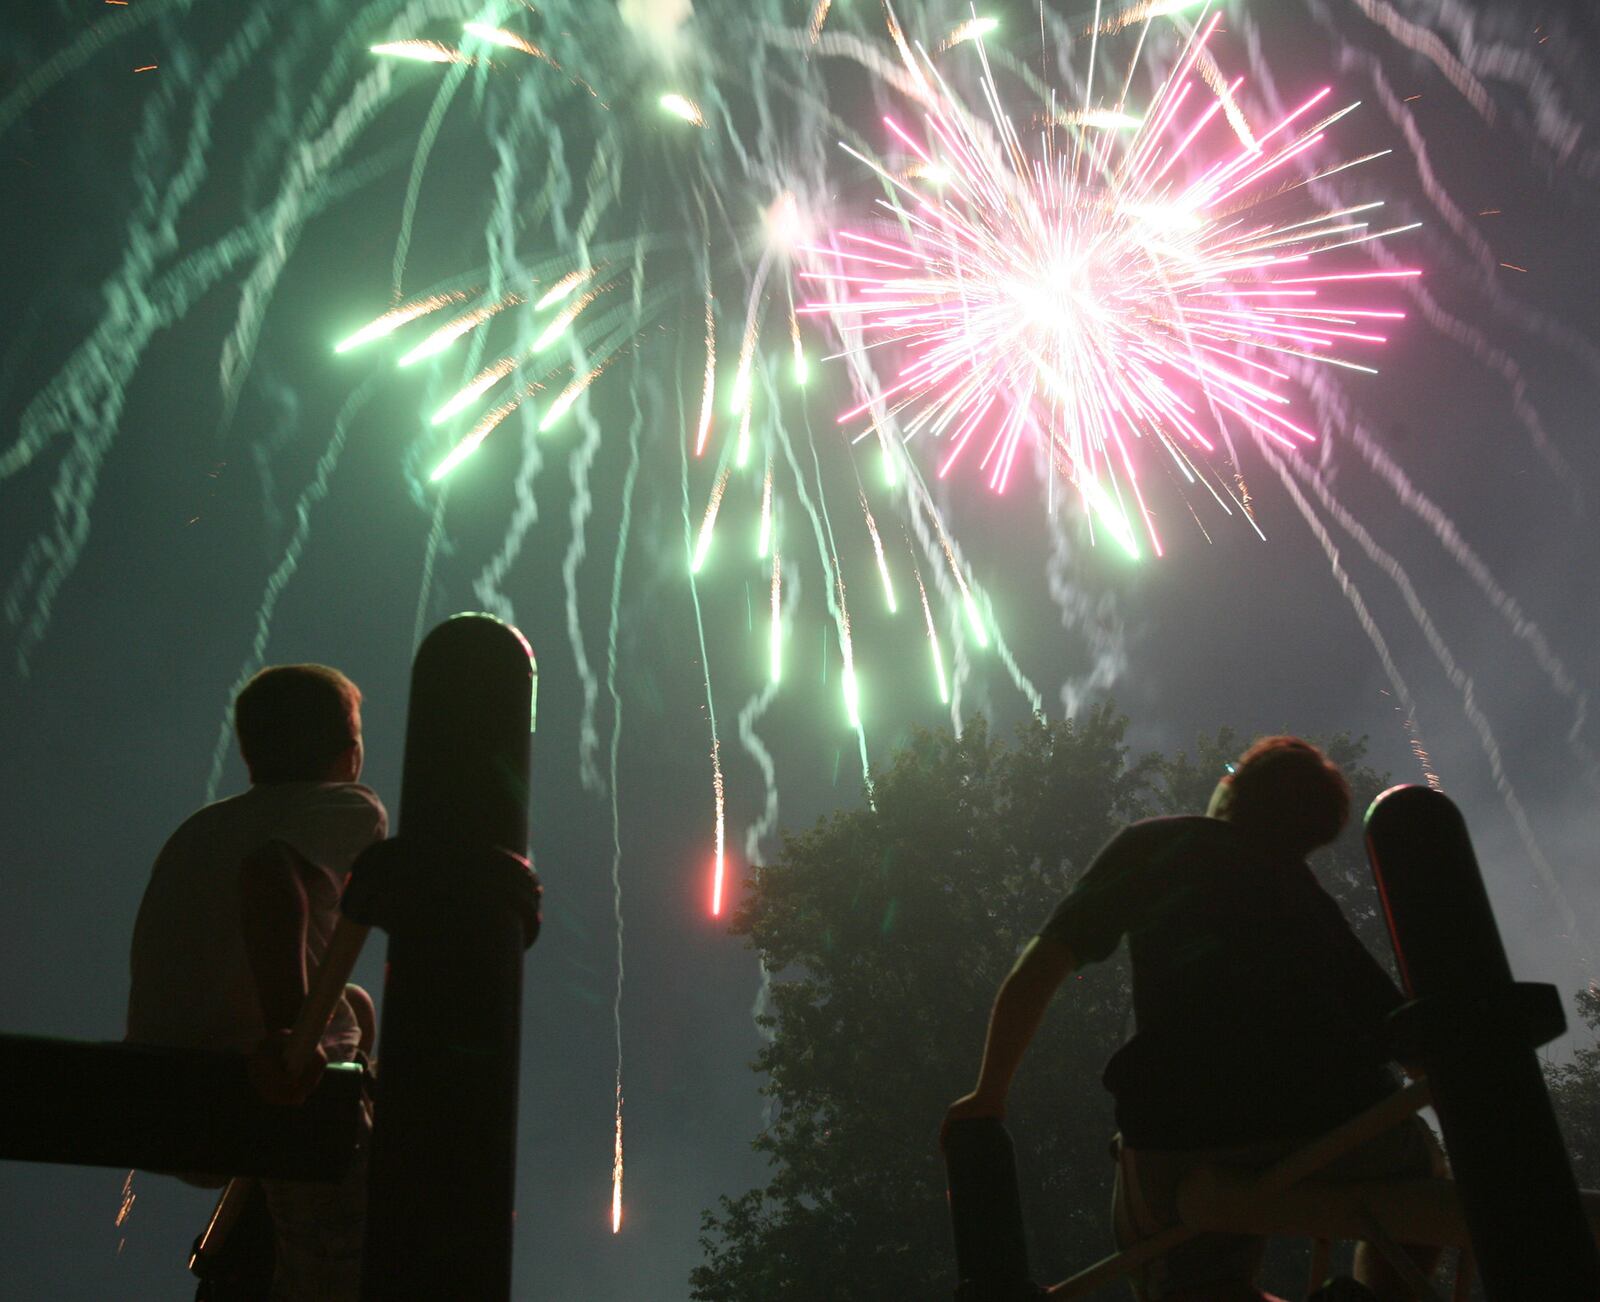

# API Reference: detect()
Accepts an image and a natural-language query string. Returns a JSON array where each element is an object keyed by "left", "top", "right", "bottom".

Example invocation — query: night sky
[{"left": 2, "top": 2, "right": 1598, "bottom": 1298}]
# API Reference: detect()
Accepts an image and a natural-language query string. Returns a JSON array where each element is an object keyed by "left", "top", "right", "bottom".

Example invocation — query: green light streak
[
  {"left": 659, "top": 93, "right": 704, "bottom": 126},
  {"left": 964, "top": 593, "right": 989, "bottom": 647},
  {"left": 1081, "top": 476, "right": 1142, "bottom": 560},
  {"left": 843, "top": 663, "right": 861, "bottom": 729}
]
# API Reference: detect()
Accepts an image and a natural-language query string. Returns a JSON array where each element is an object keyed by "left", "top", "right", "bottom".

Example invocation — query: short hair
[
  {"left": 235, "top": 664, "right": 361, "bottom": 783},
  {"left": 1220, "top": 736, "right": 1350, "bottom": 856}
]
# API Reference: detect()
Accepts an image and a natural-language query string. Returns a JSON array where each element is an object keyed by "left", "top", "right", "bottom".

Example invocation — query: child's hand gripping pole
[{"left": 190, "top": 917, "right": 372, "bottom": 1274}]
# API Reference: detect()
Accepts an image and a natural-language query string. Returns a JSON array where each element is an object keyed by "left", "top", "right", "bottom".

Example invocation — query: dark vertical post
[
  {"left": 1365, "top": 785, "right": 1597, "bottom": 1300},
  {"left": 345, "top": 614, "right": 540, "bottom": 1300},
  {"left": 944, "top": 1117, "right": 1033, "bottom": 1300}
]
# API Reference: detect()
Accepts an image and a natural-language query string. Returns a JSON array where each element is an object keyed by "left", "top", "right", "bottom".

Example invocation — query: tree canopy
[{"left": 691, "top": 711, "right": 1397, "bottom": 1300}]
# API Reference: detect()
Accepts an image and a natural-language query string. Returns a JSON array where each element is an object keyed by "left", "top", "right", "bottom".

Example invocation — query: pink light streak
[{"left": 805, "top": 17, "right": 1416, "bottom": 552}]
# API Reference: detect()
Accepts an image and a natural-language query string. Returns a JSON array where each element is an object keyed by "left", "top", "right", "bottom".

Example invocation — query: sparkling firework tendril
[{"left": 804, "top": 8, "right": 1419, "bottom": 555}]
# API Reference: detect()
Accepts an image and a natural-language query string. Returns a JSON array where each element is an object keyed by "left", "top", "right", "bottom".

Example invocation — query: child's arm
[{"left": 240, "top": 839, "right": 312, "bottom": 1033}]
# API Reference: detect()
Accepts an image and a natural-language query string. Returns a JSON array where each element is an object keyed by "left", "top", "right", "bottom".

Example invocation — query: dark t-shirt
[{"left": 1040, "top": 816, "right": 1403, "bottom": 1149}]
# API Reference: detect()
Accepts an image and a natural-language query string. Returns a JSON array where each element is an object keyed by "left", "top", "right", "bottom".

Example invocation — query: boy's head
[
  {"left": 1207, "top": 735, "right": 1350, "bottom": 857},
  {"left": 235, "top": 664, "right": 363, "bottom": 785}
]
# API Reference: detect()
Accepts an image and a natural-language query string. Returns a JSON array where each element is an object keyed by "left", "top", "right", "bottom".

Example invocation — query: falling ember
[
  {"left": 115, "top": 1170, "right": 136, "bottom": 1229},
  {"left": 860, "top": 497, "right": 897, "bottom": 613},
  {"left": 431, "top": 357, "right": 518, "bottom": 424},
  {"left": 370, "top": 40, "right": 472, "bottom": 64},
  {"left": 430, "top": 388, "right": 531, "bottom": 480},
  {"left": 334, "top": 292, "right": 468, "bottom": 353},
  {"left": 610, "top": 1082, "right": 624, "bottom": 1234},
  {"left": 770, "top": 550, "right": 782, "bottom": 684},
  {"left": 914, "top": 567, "right": 949, "bottom": 705},
  {"left": 659, "top": 93, "right": 705, "bottom": 127},
  {"left": 694, "top": 291, "right": 716, "bottom": 456},
  {"left": 397, "top": 295, "right": 521, "bottom": 368},
  {"left": 692, "top": 463, "right": 732, "bottom": 573}
]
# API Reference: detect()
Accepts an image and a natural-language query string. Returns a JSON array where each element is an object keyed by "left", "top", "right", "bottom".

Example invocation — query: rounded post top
[
  {"left": 415, "top": 612, "right": 535, "bottom": 677},
  {"left": 402, "top": 614, "right": 535, "bottom": 852},
  {"left": 1364, "top": 784, "right": 1471, "bottom": 852}
]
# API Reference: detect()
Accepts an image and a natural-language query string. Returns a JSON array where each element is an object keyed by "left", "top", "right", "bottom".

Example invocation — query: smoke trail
[
  {"left": 1299, "top": 370, "right": 1599, "bottom": 793},
  {"left": 213, "top": 12, "right": 407, "bottom": 435},
  {"left": 388, "top": 53, "right": 475, "bottom": 301},
  {"left": 1344, "top": 0, "right": 1594, "bottom": 170},
  {"left": 412, "top": 489, "right": 450, "bottom": 649},
  {"left": 603, "top": 347, "right": 645, "bottom": 1234},
  {"left": 1282, "top": 449, "right": 1585, "bottom": 941},
  {"left": 1245, "top": 8, "right": 1590, "bottom": 489},
  {"left": 205, "top": 375, "right": 381, "bottom": 798},
  {"left": 1046, "top": 507, "right": 1128, "bottom": 719},
  {"left": 2, "top": 12, "right": 275, "bottom": 672}
]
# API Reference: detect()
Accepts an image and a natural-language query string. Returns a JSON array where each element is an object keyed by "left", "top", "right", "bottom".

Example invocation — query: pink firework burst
[{"left": 801, "top": 9, "right": 1418, "bottom": 557}]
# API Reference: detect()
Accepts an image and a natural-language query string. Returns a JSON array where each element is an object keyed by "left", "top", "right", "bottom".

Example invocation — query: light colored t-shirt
[{"left": 127, "top": 781, "right": 387, "bottom": 1058}]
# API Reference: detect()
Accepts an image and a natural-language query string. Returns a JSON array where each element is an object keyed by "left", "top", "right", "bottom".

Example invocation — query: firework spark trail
[
  {"left": 692, "top": 457, "right": 735, "bottom": 575},
  {"left": 602, "top": 351, "right": 645, "bottom": 1236},
  {"left": 681, "top": 367, "right": 730, "bottom": 916},
  {"left": 808, "top": 16, "right": 1418, "bottom": 557},
  {"left": 336, "top": 291, "right": 469, "bottom": 352},
  {"left": 400, "top": 298, "right": 515, "bottom": 371},
  {"left": 800, "top": 407, "right": 872, "bottom": 787},
  {"left": 206, "top": 375, "right": 381, "bottom": 798},
  {"left": 2, "top": 13, "right": 277, "bottom": 671},
  {"left": 825, "top": 305, "right": 1040, "bottom": 727},
  {"left": 859, "top": 494, "right": 897, "bottom": 613},
  {"left": 912, "top": 563, "right": 948, "bottom": 705},
  {"left": 694, "top": 281, "right": 718, "bottom": 457},
  {"left": 1298, "top": 369, "right": 1600, "bottom": 793},
  {"left": 1282, "top": 446, "right": 1585, "bottom": 941}
]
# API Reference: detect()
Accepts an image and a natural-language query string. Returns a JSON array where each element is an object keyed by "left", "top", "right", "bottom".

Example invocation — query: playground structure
[
  {"left": 0, "top": 612, "right": 539, "bottom": 1300},
  {"left": 946, "top": 784, "right": 1600, "bottom": 1301}
]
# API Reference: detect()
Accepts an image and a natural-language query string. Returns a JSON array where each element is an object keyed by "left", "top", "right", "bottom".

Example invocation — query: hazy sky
[{"left": 2, "top": 2, "right": 1597, "bottom": 1298}]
